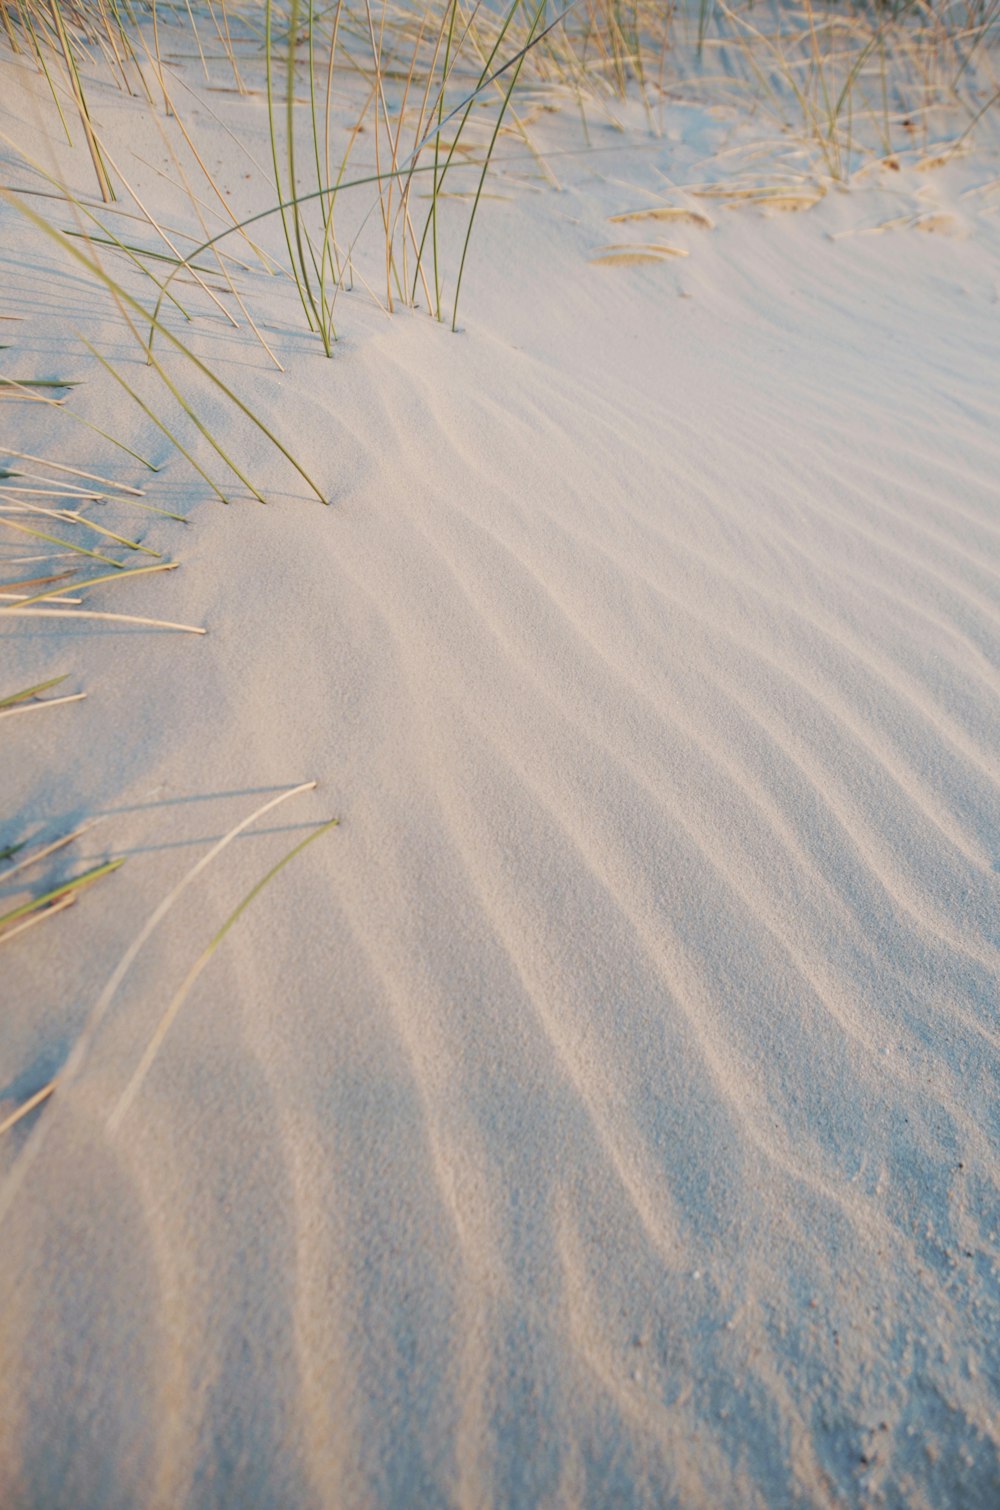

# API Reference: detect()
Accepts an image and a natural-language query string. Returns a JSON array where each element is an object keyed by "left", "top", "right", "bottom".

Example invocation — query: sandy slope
[{"left": 1, "top": 34, "right": 999, "bottom": 1509}]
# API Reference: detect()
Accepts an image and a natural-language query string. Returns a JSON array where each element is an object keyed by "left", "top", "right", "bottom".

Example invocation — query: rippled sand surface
[{"left": 2, "top": 55, "right": 998, "bottom": 1508}]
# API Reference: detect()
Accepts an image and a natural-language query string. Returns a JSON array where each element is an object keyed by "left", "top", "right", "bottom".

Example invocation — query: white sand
[{"left": 1, "top": 21, "right": 999, "bottom": 1507}]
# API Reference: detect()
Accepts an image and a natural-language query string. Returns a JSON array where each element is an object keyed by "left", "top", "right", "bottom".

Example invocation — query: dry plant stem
[
  {"left": 0, "top": 857, "right": 124, "bottom": 934},
  {"left": 87, "top": 494, "right": 188, "bottom": 521},
  {"left": 0, "top": 513, "right": 125, "bottom": 566},
  {"left": 0, "top": 583, "right": 81, "bottom": 597},
  {"left": 363, "top": 0, "right": 398, "bottom": 309},
  {"left": 141, "top": 41, "right": 279, "bottom": 272},
  {"left": 0, "top": 560, "right": 179, "bottom": 614},
  {"left": 0, "top": 1078, "right": 60, "bottom": 1137},
  {"left": 0, "top": 496, "right": 158, "bottom": 553},
  {"left": 311, "top": 5, "right": 465, "bottom": 321},
  {"left": 82, "top": 339, "right": 233, "bottom": 504},
  {"left": 0, "top": 448, "right": 145, "bottom": 494},
  {"left": 89, "top": 777, "right": 322, "bottom": 1034},
  {"left": 148, "top": 0, "right": 170, "bottom": 116},
  {"left": 0, "top": 482, "right": 135, "bottom": 500},
  {"left": 312, "top": 0, "right": 344, "bottom": 334},
  {"left": 152, "top": 15, "right": 575, "bottom": 338},
  {"left": 0, "top": 893, "right": 75, "bottom": 943},
  {"left": 210, "top": 0, "right": 245, "bottom": 93},
  {"left": 104, "top": 290, "right": 270, "bottom": 505},
  {"left": 48, "top": 0, "right": 116, "bottom": 201},
  {"left": 286, "top": 0, "right": 329, "bottom": 345},
  {"left": 0, "top": 572, "right": 75, "bottom": 593},
  {"left": 0, "top": 691, "right": 88, "bottom": 717},
  {"left": 3, "top": 606, "right": 205, "bottom": 632},
  {"left": 716, "top": 1, "right": 835, "bottom": 174},
  {"left": 382, "top": 7, "right": 436, "bottom": 308},
  {"left": 19, "top": 12, "right": 75, "bottom": 148},
  {"left": 108, "top": 812, "right": 340, "bottom": 1131},
  {"left": 180, "top": 0, "right": 210, "bottom": 80},
  {"left": 147, "top": 67, "right": 284, "bottom": 274},
  {"left": 396, "top": 3, "right": 455, "bottom": 311},
  {"left": 0, "top": 819, "right": 102, "bottom": 883},
  {"left": 831, "top": 31, "right": 889, "bottom": 169},
  {"left": 0, "top": 553, "right": 81, "bottom": 564},
  {"left": 100, "top": 194, "right": 258, "bottom": 278},
  {"left": 453, "top": 0, "right": 549, "bottom": 330},
  {"left": 316, "top": 78, "right": 380, "bottom": 320},
  {"left": 950, "top": 81, "right": 1000, "bottom": 153},
  {"left": 1, "top": 0, "right": 19, "bottom": 51},
  {"left": 1, "top": 498, "right": 160, "bottom": 556},
  {"left": 0, "top": 128, "right": 195, "bottom": 322},
  {"left": 464, "top": 13, "right": 561, "bottom": 192},
  {"left": 0, "top": 208, "right": 328, "bottom": 502},
  {"left": 93, "top": 135, "right": 241, "bottom": 328},
  {"left": 0, "top": 782, "right": 321, "bottom": 1222},
  {"left": 410, "top": 1, "right": 509, "bottom": 302},
  {"left": 388, "top": 15, "right": 436, "bottom": 301},
  {"left": 0, "top": 591, "right": 81, "bottom": 603},
  {"left": 266, "top": 0, "right": 321, "bottom": 340},
  {"left": 0, "top": 594, "right": 80, "bottom": 607},
  {"left": 2, "top": 381, "right": 159, "bottom": 470},
  {"left": 432, "top": 0, "right": 461, "bottom": 318},
  {"left": 412, "top": 0, "right": 573, "bottom": 306}
]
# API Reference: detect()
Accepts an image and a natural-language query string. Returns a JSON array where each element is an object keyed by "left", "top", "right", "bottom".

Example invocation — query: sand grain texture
[{"left": 1, "top": 39, "right": 999, "bottom": 1510}]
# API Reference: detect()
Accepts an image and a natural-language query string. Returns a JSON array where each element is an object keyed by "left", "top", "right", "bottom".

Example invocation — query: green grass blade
[
  {"left": 453, "top": 0, "right": 548, "bottom": 331},
  {"left": 0, "top": 858, "right": 124, "bottom": 934},
  {"left": 0, "top": 674, "right": 68, "bottom": 709}
]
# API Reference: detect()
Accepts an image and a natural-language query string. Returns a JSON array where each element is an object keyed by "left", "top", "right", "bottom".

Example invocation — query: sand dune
[{"left": 1, "top": 26, "right": 999, "bottom": 1508}]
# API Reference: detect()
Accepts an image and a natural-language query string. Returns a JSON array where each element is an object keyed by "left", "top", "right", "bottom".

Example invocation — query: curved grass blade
[
  {"left": 108, "top": 814, "right": 339, "bottom": 1131},
  {"left": 453, "top": 0, "right": 549, "bottom": 331}
]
